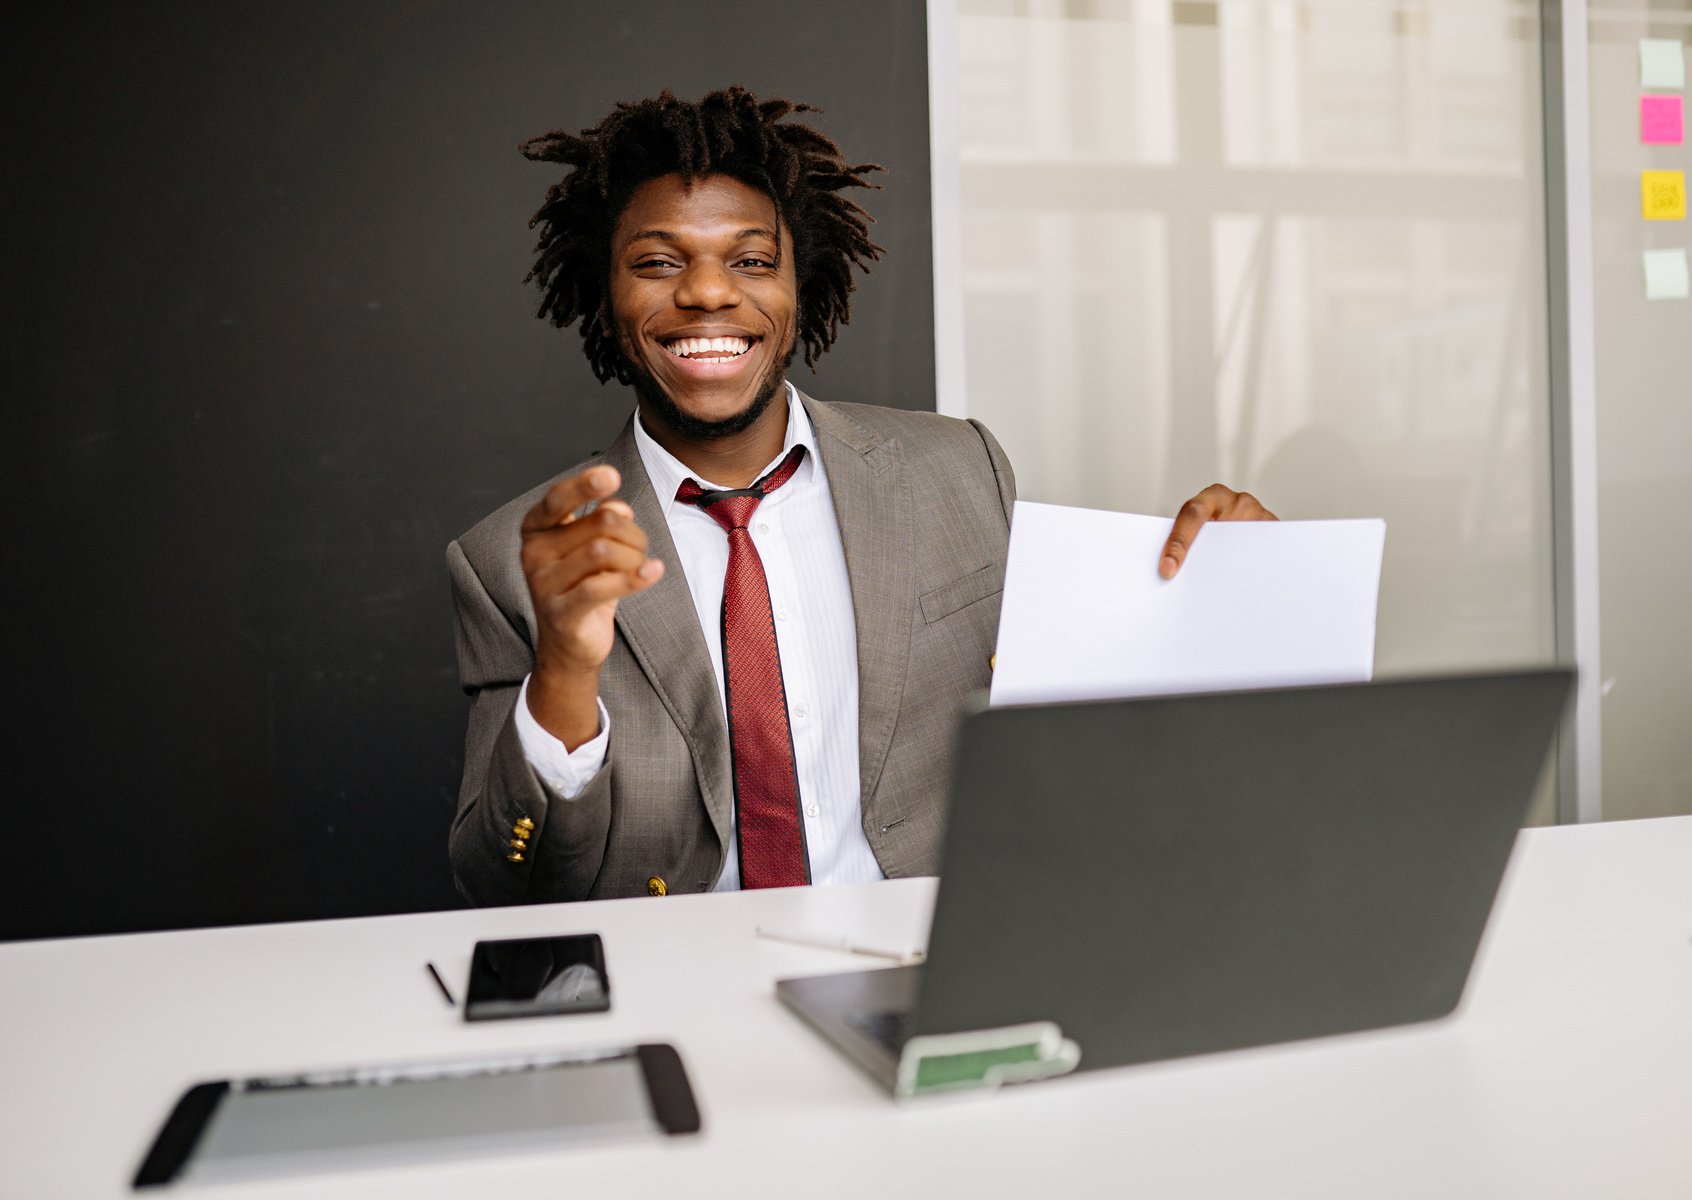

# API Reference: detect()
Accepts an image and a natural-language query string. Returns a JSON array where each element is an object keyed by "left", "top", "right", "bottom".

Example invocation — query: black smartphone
[{"left": 463, "top": 933, "right": 610, "bottom": 1021}]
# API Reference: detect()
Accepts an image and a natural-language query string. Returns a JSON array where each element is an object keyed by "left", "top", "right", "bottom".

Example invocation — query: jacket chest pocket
[{"left": 918, "top": 563, "right": 1003, "bottom": 624}]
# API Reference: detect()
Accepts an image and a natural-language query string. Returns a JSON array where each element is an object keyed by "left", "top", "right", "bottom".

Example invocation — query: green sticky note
[
  {"left": 895, "top": 1021, "right": 1080, "bottom": 1098},
  {"left": 912, "top": 1042, "right": 1044, "bottom": 1092},
  {"left": 1644, "top": 248, "right": 1690, "bottom": 300},
  {"left": 1640, "top": 39, "right": 1686, "bottom": 90}
]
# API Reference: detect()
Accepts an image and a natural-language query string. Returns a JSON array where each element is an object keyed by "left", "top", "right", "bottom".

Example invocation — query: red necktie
[{"left": 677, "top": 445, "right": 810, "bottom": 889}]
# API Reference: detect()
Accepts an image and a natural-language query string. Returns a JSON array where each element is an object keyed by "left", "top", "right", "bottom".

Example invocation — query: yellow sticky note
[{"left": 1642, "top": 170, "right": 1686, "bottom": 220}]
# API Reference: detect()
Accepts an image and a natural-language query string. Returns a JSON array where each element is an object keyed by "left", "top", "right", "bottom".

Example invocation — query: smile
[{"left": 662, "top": 335, "right": 755, "bottom": 363}]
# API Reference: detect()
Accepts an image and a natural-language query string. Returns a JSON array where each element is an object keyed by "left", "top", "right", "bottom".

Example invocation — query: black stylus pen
[{"left": 425, "top": 962, "right": 456, "bottom": 1007}]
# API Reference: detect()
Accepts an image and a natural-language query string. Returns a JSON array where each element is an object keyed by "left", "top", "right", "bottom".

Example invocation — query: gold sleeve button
[
  {"left": 506, "top": 851, "right": 525, "bottom": 864},
  {"left": 646, "top": 876, "right": 668, "bottom": 897}
]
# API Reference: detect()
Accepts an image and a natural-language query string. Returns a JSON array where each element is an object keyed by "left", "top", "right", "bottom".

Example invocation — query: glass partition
[
  {"left": 1586, "top": 1, "right": 1692, "bottom": 820},
  {"left": 948, "top": 0, "right": 1559, "bottom": 817}
]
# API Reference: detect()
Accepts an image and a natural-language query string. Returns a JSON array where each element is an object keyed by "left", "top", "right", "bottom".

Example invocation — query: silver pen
[{"left": 754, "top": 925, "right": 926, "bottom": 966}]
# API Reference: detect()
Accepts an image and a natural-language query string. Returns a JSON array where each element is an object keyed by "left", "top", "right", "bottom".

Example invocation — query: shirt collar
[{"left": 632, "top": 381, "right": 818, "bottom": 522}]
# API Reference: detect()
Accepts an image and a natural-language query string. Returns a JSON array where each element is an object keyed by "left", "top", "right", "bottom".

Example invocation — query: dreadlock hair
[{"left": 519, "top": 86, "right": 885, "bottom": 384}]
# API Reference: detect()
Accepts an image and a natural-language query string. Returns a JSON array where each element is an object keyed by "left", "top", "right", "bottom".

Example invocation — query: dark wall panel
[{"left": 1, "top": 3, "right": 933, "bottom": 939}]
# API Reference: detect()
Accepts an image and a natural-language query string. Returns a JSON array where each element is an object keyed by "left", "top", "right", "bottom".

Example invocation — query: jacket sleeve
[{"left": 445, "top": 538, "right": 613, "bottom": 905}]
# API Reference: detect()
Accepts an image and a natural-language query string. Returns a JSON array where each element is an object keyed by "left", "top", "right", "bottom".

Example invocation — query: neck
[{"left": 640, "top": 388, "right": 792, "bottom": 489}]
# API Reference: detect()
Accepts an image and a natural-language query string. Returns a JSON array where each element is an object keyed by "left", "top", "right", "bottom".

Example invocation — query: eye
[
  {"left": 631, "top": 256, "right": 679, "bottom": 273},
  {"left": 733, "top": 254, "right": 777, "bottom": 270}
]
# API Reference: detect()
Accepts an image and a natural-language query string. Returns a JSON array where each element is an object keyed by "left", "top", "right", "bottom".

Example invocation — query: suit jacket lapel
[
  {"left": 598, "top": 422, "right": 734, "bottom": 848},
  {"left": 802, "top": 392, "right": 914, "bottom": 813}
]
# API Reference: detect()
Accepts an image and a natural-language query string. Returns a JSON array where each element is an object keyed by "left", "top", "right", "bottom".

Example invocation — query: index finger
[
  {"left": 1159, "top": 492, "right": 1222, "bottom": 581},
  {"left": 522, "top": 465, "right": 621, "bottom": 533}
]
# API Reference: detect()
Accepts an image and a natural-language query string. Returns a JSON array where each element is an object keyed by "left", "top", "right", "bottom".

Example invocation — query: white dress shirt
[{"left": 514, "top": 384, "right": 885, "bottom": 890}]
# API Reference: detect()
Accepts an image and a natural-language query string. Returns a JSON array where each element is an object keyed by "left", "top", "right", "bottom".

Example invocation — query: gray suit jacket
[{"left": 446, "top": 392, "right": 1016, "bottom": 904}]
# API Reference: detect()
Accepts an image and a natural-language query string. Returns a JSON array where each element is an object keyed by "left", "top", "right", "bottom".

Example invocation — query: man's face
[{"left": 608, "top": 172, "right": 798, "bottom": 439}]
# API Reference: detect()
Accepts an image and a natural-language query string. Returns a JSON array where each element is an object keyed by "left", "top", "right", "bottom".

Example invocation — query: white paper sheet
[{"left": 990, "top": 502, "right": 1386, "bottom": 706}]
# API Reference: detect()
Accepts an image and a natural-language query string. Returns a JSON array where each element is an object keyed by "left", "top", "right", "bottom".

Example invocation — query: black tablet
[{"left": 133, "top": 1043, "right": 699, "bottom": 1189}]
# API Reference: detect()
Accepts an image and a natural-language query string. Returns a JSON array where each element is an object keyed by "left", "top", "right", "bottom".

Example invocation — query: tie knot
[
  {"left": 676, "top": 444, "right": 806, "bottom": 532},
  {"left": 699, "top": 492, "right": 760, "bottom": 532}
]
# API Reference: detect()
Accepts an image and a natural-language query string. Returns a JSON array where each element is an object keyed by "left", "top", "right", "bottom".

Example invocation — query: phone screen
[{"left": 464, "top": 933, "right": 610, "bottom": 1020}]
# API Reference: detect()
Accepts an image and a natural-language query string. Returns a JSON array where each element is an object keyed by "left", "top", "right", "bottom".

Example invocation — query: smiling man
[{"left": 447, "top": 87, "right": 1272, "bottom": 905}]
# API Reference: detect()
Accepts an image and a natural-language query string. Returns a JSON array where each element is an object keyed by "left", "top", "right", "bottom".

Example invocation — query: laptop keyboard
[{"left": 849, "top": 1009, "right": 910, "bottom": 1051}]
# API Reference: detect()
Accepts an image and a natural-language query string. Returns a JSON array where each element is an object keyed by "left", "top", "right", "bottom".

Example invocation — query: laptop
[{"left": 777, "top": 668, "right": 1574, "bottom": 1096}]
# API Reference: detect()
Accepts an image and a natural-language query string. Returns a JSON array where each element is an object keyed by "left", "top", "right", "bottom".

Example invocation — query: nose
[{"left": 673, "top": 259, "right": 742, "bottom": 312}]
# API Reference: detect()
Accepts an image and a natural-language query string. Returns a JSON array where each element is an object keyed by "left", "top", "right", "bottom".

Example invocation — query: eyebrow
[{"left": 625, "top": 227, "right": 778, "bottom": 243}]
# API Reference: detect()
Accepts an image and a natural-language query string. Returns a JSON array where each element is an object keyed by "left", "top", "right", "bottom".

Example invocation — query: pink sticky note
[{"left": 1642, "top": 95, "right": 1684, "bottom": 146}]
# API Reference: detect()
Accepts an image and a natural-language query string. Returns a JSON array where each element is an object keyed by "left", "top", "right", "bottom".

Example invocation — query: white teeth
[{"left": 665, "top": 336, "right": 752, "bottom": 361}]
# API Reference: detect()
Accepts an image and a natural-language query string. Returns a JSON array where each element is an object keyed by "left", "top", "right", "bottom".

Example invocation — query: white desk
[{"left": 3, "top": 816, "right": 1689, "bottom": 1199}]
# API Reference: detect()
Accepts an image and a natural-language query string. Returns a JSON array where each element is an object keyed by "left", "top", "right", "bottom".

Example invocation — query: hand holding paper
[
  {"left": 1157, "top": 483, "right": 1278, "bottom": 579},
  {"left": 991, "top": 502, "right": 1386, "bottom": 706}
]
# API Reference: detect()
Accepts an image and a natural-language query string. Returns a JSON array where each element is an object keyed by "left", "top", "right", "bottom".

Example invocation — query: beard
[{"left": 622, "top": 333, "right": 797, "bottom": 442}]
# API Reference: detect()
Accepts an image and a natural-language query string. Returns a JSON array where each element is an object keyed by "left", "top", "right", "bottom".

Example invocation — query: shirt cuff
[{"left": 513, "top": 674, "right": 610, "bottom": 800}]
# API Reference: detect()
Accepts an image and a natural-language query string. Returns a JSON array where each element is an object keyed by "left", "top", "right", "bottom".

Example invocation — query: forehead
[{"left": 613, "top": 173, "right": 781, "bottom": 243}]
